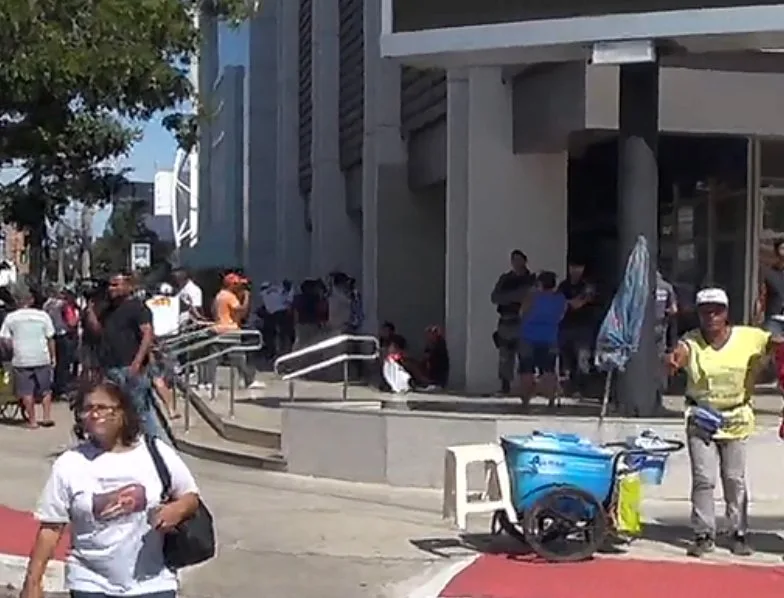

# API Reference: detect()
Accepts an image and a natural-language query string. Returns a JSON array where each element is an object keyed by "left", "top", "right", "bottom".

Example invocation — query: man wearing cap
[
  {"left": 208, "top": 272, "right": 262, "bottom": 389},
  {"left": 667, "top": 287, "right": 784, "bottom": 559}
]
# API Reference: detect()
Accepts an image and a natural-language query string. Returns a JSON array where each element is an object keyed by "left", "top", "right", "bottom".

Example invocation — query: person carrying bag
[{"left": 145, "top": 435, "right": 216, "bottom": 569}]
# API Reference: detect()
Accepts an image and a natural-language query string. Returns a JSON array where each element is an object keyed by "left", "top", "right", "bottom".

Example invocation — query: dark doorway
[{"left": 568, "top": 133, "right": 749, "bottom": 326}]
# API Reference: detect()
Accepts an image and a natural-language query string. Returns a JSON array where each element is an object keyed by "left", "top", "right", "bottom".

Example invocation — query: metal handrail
[
  {"left": 156, "top": 320, "right": 214, "bottom": 350},
  {"left": 273, "top": 334, "right": 380, "bottom": 401},
  {"left": 164, "top": 328, "right": 262, "bottom": 359},
  {"left": 157, "top": 328, "right": 262, "bottom": 431}
]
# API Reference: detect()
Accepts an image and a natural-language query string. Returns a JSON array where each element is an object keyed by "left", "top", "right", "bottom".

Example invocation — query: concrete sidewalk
[{"left": 3, "top": 403, "right": 784, "bottom": 598}]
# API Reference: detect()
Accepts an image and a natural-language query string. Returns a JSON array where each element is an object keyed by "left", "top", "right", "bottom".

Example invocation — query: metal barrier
[
  {"left": 273, "top": 334, "right": 380, "bottom": 401},
  {"left": 157, "top": 327, "right": 262, "bottom": 432}
]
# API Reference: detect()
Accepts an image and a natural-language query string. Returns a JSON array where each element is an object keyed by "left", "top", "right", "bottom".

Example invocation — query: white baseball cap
[{"left": 695, "top": 288, "right": 729, "bottom": 307}]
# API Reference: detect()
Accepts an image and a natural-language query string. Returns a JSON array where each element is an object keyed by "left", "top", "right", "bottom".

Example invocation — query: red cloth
[
  {"left": 775, "top": 343, "right": 784, "bottom": 440},
  {"left": 63, "top": 304, "right": 79, "bottom": 328},
  {"left": 776, "top": 343, "right": 784, "bottom": 388}
]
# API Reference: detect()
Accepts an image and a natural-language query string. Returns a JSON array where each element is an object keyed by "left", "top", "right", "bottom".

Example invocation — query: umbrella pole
[{"left": 597, "top": 370, "right": 614, "bottom": 441}]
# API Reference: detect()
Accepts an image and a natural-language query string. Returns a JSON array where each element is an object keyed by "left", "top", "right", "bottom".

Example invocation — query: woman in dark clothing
[{"left": 423, "top": 326, "right": 450, "bottom": 389}]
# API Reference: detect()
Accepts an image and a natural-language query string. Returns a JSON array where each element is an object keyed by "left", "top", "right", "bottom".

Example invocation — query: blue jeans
[
  {"left": 106, "top": 366, "right": 167, "bottom": 442},
  {"left": 70, "top": 592, "right": 175, "bottom": 598}
]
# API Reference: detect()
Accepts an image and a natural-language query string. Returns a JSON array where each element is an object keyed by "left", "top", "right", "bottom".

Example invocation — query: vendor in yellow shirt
[{"left": 667, "top": 287, "right": 783, "bottom": 559}]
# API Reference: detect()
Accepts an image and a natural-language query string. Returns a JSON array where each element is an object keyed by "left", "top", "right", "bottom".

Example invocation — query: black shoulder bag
[{"left": 144, "top": 436, "right": 216, "bottom": 569}]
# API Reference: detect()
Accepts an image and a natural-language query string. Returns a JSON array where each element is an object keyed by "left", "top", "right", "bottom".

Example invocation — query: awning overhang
[{"left": 380, "top": 5, "right": 784, "bottom": 68}]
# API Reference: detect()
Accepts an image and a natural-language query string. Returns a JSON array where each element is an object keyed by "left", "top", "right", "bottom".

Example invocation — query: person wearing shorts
[
  {"left": 0, "top": 289, "right": 56, "bottom": 428},
  {"left": 518, "top": 271, "right": 567, "bottom": 409}
]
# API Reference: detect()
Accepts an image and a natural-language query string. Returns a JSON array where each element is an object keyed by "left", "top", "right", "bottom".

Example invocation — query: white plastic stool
[{"left": 442, "top": 443, "right": 517, "bottom": 530}]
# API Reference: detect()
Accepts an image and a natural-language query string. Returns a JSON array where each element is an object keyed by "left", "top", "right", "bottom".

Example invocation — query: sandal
[{"left": 40, "top": 420, "right": 55, "bottom": 428}]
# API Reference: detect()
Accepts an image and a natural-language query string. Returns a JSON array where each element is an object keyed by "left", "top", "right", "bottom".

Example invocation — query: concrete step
[
  {"left": 175, "top": 380, "right": 282, "bottom": 450},
  {"left": 170, "top": 410, "right": 287, "bottom": 472}
]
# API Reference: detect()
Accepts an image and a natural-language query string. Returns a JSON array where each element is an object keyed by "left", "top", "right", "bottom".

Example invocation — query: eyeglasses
[{"left": 79, "top": 405, "right": 119, "bottom": 418}]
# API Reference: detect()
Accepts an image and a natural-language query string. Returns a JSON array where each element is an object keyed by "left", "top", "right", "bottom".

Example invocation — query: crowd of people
[
  {"left": 489, "top": 249, "right": 679, "bottom": 407},
  {"left": 1, "top": 243, "right": 784, "bottom": 584}
]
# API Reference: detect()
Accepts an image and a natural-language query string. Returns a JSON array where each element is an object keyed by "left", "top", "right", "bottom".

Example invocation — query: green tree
[{"left": 0, "top": 0, "right": 254, "bottom": 284}]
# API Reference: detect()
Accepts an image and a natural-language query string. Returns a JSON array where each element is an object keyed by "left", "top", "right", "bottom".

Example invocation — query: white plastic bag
[
  {"left": 383, "top": 356, "right": 412, "bottom": 394},
  {"left": 625, "top": 429, "right": 670, "bottom": 486}
]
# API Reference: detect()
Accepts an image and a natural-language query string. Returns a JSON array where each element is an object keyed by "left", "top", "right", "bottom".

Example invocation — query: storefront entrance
[{"left": 568, "top": 134, "right": 751, "bottom": 325}]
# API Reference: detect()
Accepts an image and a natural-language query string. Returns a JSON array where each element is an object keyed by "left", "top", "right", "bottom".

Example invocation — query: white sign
[
  {"left": 130, "top": 242, "right": 151, "bottom": 271},
  {"left": 153, "top": 170, "right": 174, "bottom": 216}
]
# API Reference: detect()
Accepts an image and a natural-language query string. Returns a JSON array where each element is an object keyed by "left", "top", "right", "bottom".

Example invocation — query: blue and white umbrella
[{"left": 594, "top": 235, "right": 651, "bottom": 420}]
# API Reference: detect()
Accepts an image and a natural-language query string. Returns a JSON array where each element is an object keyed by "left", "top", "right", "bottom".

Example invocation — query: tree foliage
[{"left": 0, "top": 0, "right": 254, "bottom": 281}]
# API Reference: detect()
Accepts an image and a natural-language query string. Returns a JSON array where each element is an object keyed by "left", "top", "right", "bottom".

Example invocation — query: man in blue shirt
[{"left": 518, "top": 271, "right": 567, "bottom": 409}]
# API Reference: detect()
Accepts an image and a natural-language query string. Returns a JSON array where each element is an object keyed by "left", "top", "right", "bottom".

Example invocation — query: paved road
[
  {"left": 0, "top": 404, "right": 451, "bottom": 598},
  {"left": 4, "top": 404, "right": 784, "bottom": 598}
]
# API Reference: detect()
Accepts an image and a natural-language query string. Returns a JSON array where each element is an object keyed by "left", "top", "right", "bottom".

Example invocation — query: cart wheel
[
  {"left": 491, "top": 510, "right": 527, "bottom": 545},
  {"left": 522, "top": 487, "right": 607, "bottom": 563}
]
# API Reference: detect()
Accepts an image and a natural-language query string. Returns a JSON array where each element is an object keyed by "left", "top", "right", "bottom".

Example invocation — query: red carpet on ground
[
  {"left": 440, "top": 554, "right": 784, "bottom": 598},
  {"left": 0, "top": 505, "right": 69, "bottom": 560}
]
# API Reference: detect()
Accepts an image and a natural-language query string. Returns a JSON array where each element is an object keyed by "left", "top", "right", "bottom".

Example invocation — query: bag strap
[{"left": 144, "top": 435, "right": 172, "bottom": 500}]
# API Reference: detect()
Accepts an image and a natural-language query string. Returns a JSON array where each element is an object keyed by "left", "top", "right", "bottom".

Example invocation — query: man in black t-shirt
[
  {"left": 85, "top": 272, "right": 159, "bottom": 437},
  {"left": 490, "top": 250, "right": 536, "bottom": 395},
  {"left": 293, "top": 279, "right": 323, "bottom": 349},
  {"left": 556, "top": 258, "right": 597, "bottom": 396}
]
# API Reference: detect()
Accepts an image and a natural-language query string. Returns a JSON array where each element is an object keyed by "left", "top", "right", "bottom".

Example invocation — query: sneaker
[
  {"left": 246, "top": 380, "right": 266, "bottom": 390},
  {"left": 730, "top": 533, "right": 753, "bottom": 556},
  {"left": 686, "top": 535, "right": 715, "bottom": 558}
]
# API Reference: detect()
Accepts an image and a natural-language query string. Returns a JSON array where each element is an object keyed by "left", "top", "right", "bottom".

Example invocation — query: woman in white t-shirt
[{"left": 21, "top": 381, "right": 201, "bottom": 598}]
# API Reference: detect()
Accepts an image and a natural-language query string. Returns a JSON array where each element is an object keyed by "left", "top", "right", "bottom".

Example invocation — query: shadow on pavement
[
  {"left": 643, "top": 515, "right": 784, "bottom": 555},
  {"left": 410, "top": 515, "right": 784, "bottom": 561},
  {"left": 411, "top": 533, "right": 533, "bottom": 560},
  {"left": 236, "top": 396, "right": 350, "bottom": 409}
]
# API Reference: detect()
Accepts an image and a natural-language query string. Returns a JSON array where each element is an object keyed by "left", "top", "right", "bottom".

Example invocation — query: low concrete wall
[{"left": 282, "top": 404, "right": 784, "bottom": 504}]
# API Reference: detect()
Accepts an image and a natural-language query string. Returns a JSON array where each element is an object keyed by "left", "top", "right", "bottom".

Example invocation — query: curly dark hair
[{"left": 71, "top": 378, "right": 142, "bottom": 446}]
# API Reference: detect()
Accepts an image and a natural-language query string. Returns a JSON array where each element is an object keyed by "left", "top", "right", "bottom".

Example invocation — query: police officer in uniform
[{"left": 490, "top": 250, "right": 535, "bottom": 395}]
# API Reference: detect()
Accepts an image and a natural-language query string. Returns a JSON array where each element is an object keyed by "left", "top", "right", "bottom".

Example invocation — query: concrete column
[
  {"left": 446, "top": 67, "right": 568, "bottom": 393},
  {"left": 616, "top": 62, "right": 660, "bottom": 417},
  {"left": 310, "top": 0, "right": 352, "bottom": 277},
  {"left": 363, "top": 0, "right": 405, "bottom": 335},
  {"left": 363, "top": 0, "right": 445, "bottom": 346},
  {"left": 445, "top": 69, "right": 470, "bottom": 389},
  {"left": 275, "top": 0, "right": 307, "bottom": 282},
  {"left": 246, "top": 4, "right": 278, "bottom": 283}
]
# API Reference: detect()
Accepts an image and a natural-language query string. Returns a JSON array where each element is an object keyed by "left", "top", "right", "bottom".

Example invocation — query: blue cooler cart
[{"left": 491, "top": 431, "right": 683, "bottom": 562}]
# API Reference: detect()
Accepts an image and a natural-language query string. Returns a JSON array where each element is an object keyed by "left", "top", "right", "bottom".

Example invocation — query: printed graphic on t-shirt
[{"left": 92, "top": 483, "right": 147, "bottom": 521}]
